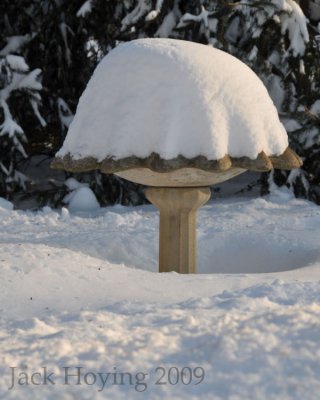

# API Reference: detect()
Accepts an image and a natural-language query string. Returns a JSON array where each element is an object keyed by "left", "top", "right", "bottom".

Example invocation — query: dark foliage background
[{"left": 0, "top": 0, "right": 319, "bottom": 207}]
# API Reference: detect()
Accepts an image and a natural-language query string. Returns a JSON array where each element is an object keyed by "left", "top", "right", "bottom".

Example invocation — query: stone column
[{"left": 146, "top": 187, "right": 211, "bottom": 274}]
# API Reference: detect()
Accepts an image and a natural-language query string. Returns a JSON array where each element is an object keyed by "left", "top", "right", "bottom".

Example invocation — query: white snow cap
[{"left": 57, "top": 39, "right": 288, "bottom": 161}]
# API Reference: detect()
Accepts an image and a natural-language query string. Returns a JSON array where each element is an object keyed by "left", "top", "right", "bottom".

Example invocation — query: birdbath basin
[
  {"left": 52, "top": 38, "right": 302, "bottom": 274},
  {"left": 115, "top": 167, "right": 244, "bottom": 187}
]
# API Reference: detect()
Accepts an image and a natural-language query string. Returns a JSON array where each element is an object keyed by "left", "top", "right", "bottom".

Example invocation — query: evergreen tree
[
  {"left": 1, "top": 0, "right": 319, "bottom": 206},
  {"left": 0, "top": 26, "right": 44, "bottom": 198}
]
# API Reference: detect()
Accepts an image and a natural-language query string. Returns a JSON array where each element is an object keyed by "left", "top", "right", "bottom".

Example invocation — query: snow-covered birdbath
[{"left": 52, "top": 39, "right": 302, "bottom": 274}]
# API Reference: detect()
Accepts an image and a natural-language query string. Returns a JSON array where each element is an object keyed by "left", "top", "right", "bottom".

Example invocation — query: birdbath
[{"left": 52, "top": 39, "right": 302, "bottom": 274}]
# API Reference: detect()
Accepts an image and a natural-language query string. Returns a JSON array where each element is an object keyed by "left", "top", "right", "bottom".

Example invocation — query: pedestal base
[{"left": 146, "top": 187, "right": 211, "bottom": 274}]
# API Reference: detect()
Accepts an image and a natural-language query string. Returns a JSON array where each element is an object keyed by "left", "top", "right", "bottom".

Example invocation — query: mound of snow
[
  {"left": 0, "top": 197, "right": 13, "bottom": 210},
  {"left": 57, "top": 38, "right": 288, "bottom": 162},
  {"left": 63, "top": 179, "right": 100, "bottom": 212},
  {"left": 64, "top": 177, "right": 84, "bottom": 191}
]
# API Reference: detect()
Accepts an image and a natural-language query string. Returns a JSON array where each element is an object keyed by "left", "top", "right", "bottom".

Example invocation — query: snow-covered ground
[{"left": 0, "top": 191, "right": 320, "bottom": 399}]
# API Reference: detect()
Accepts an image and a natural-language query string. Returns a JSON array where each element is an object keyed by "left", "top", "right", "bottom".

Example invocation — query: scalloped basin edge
[{"left": 115, "top": 167, "right": 246, "bottom": 187}]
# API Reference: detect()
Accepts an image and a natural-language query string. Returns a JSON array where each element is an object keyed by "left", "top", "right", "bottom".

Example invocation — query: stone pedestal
[{"left": 146, "top": 187, "right": 211, "bottom": 274}]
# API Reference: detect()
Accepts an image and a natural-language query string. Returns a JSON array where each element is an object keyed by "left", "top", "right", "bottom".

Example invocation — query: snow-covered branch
[
  {"left": 0, "top": 99, "right": 24, "bottom": 138},
  {"left": 77, "top": 0, "right": 93, "bottom": 18},
  {"left": 237, "top": 0, "right": 309, "bottom": 57},
  {"left": 57, "top": 98, "right": 74, "bottom": 130},
  {"left": 0, "top": 34, "right": 35, "bottom": 56},
  {"left": 0, "top": 56, "right": 45, "bottom": 139},
  {"left": 121, "top": 0, "right": 152, "bottom": 31},
  {"left": 155, "top": 3, "right": 181, "bottom": 38},
  {"left": 177, "top": 6, "right": 213, "bottom": 29},
  {"left": 145, "top": 0, "right": 165, "bottom": 21}
]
